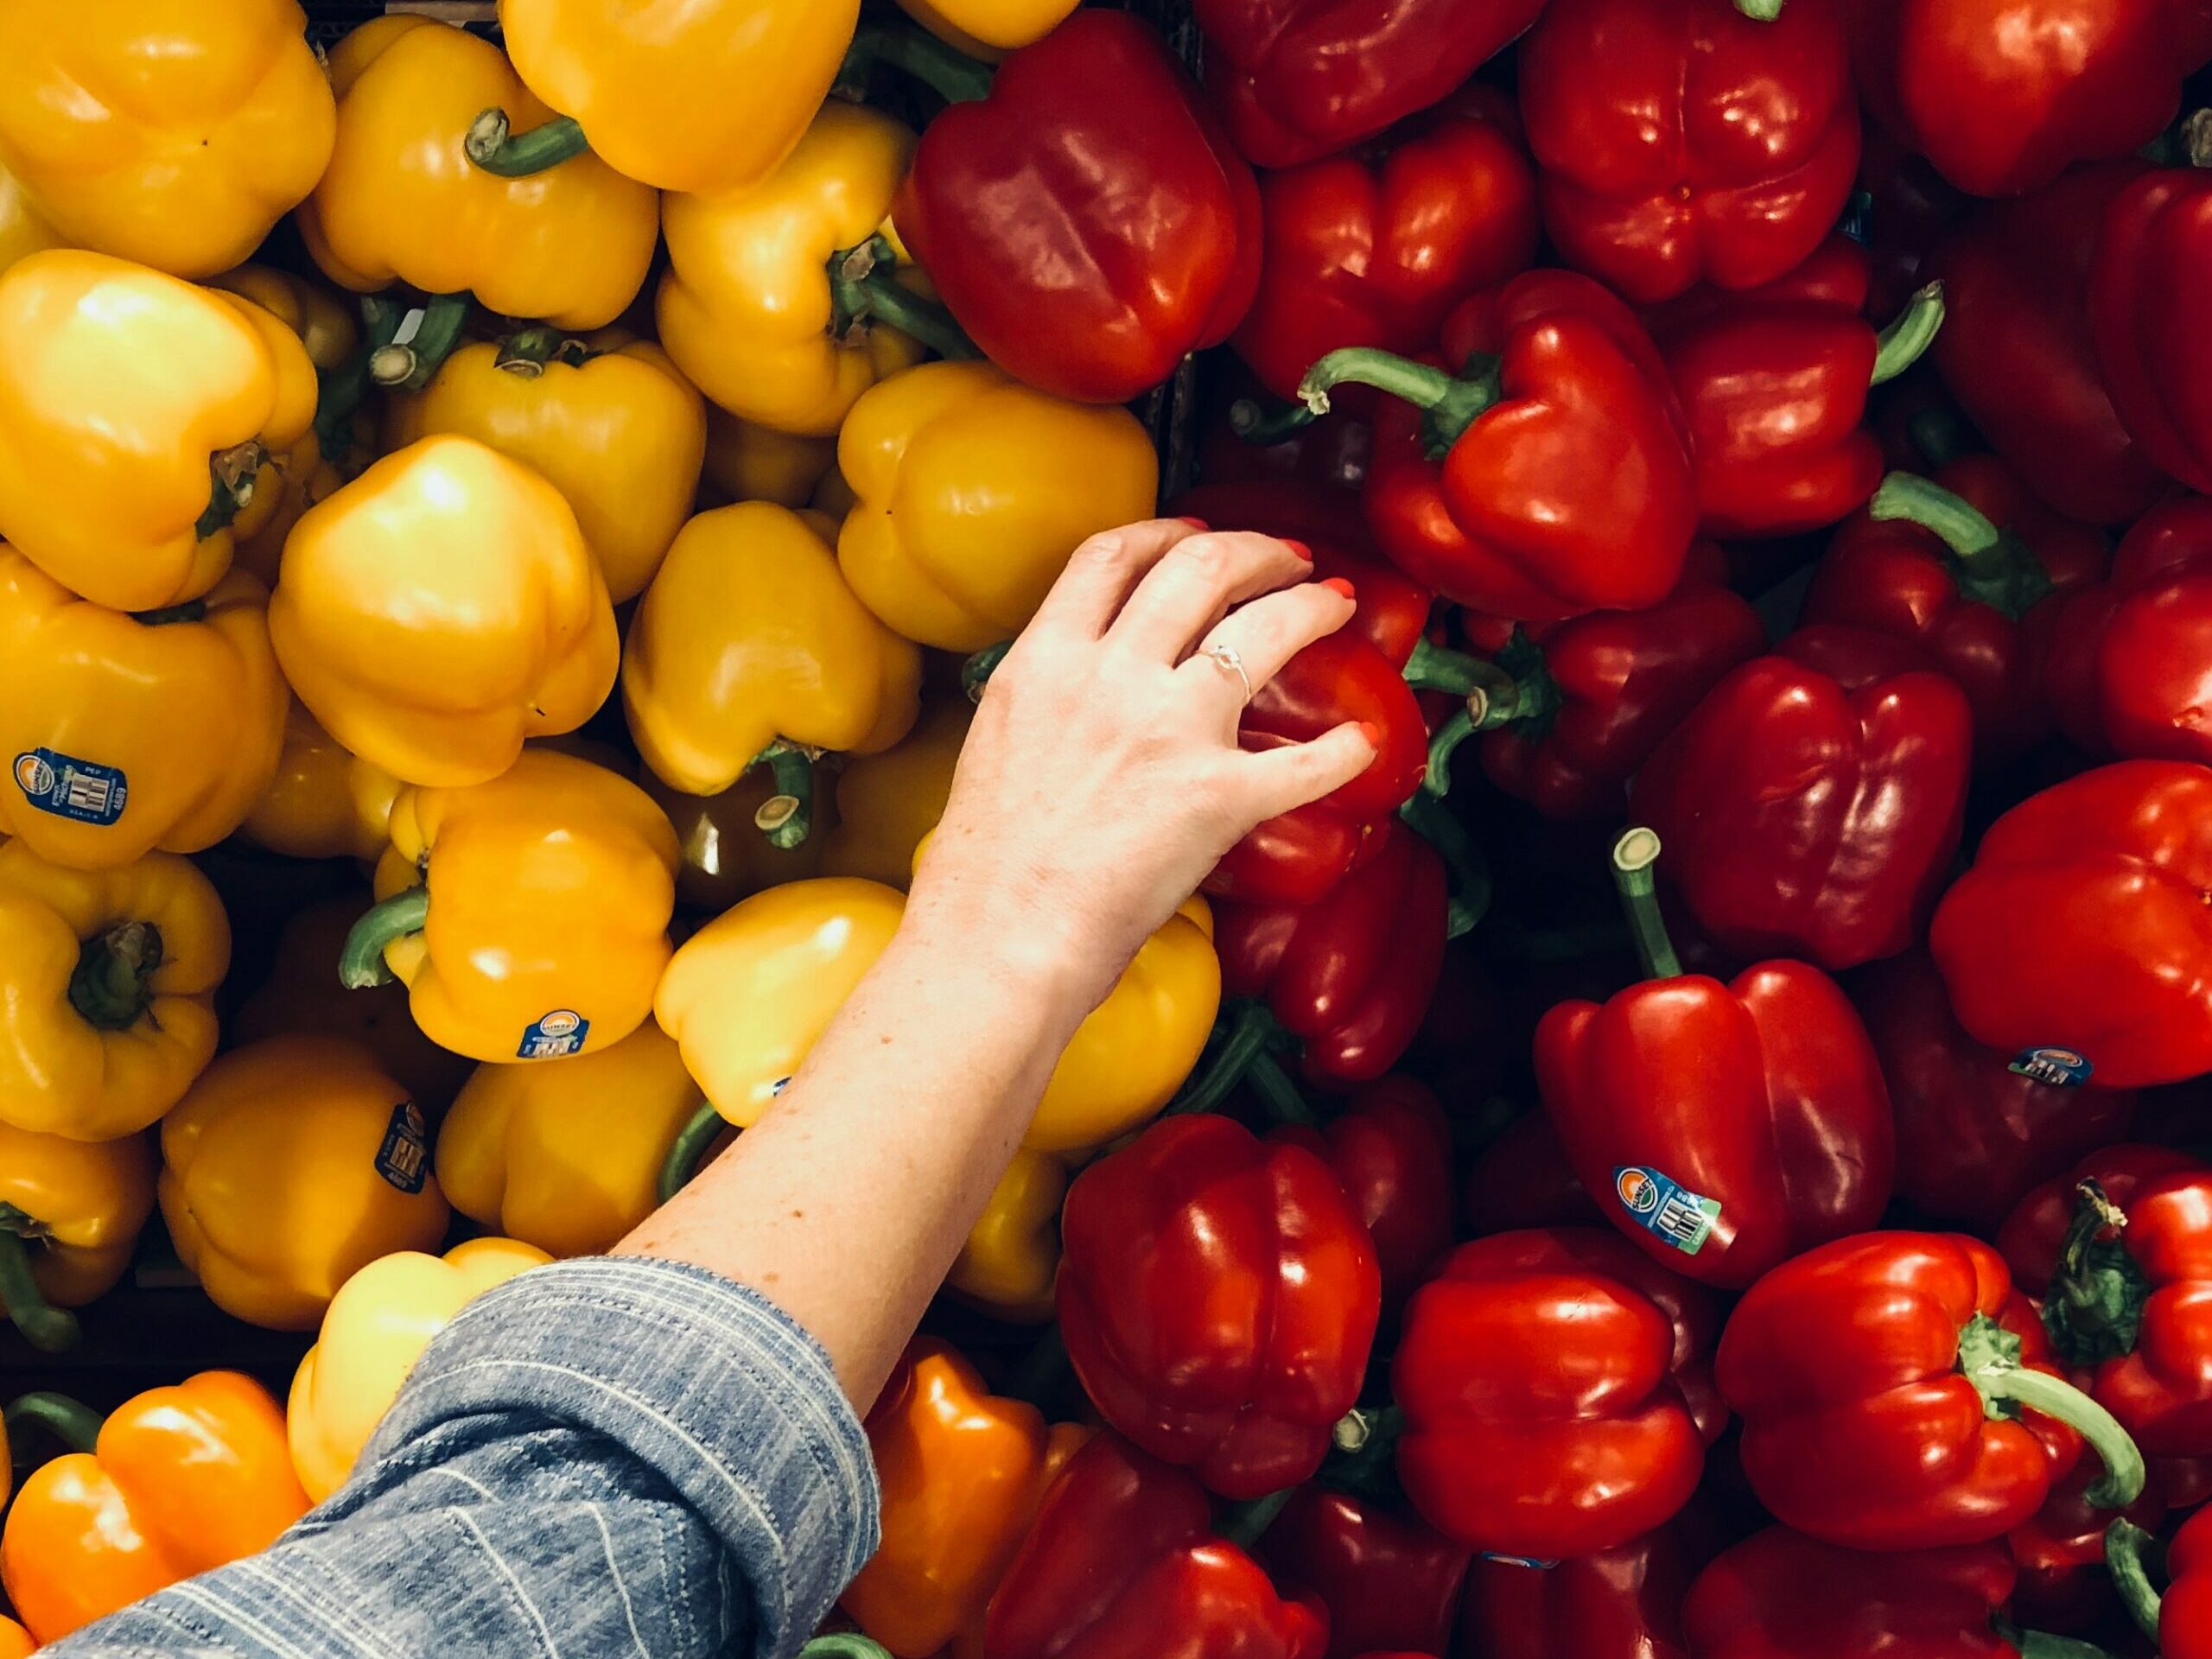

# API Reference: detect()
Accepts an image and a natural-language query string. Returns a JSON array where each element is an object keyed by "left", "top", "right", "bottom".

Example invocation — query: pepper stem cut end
[
  {"left": 464, "top": 109, "right": 591, "bottom": 177},
  {"left": 340, "top": 887, "right": 429, "bottom": 990},
  {"left": 1610, "top": 828, "right": 1683, "bottom": 981},
  {"left": 68, "top": 921, "right": 162, "bottom": 1031},
  {"left": 749, "top": 743, "right": 817, "bottom": 850},
  {"left": 1734, "top": 0, "right": 1784, "bottom": 16},
  {"left": 367, "top": 294, "right": 472, "bottom": 392}
]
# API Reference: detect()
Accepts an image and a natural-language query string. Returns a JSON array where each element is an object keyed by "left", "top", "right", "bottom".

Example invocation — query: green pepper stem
[
  {"left": 1956, "top": 1314, "right": 2145, "bottom": 1510},
  {"left": 1246, "top": 1050, "right": 1316, "bottom": 1126},
  {"left": 4, "top": 1389, "right": 105, "bottom": 1453},
  {"left": 1165, "top": 1001, "right": 1278, "bottom": 1118},
  {"left": 1401, "top": 636, "right": 1489, "bottom": 697},
  {"left": 1401, "top": 791, "right": 1489, "bottom": 939},
  {"left": 828, "top": 237, "right": 979, "bottom": 361},
  {"left": 315, "top": 297, "right": 407, "bottom": 456},
  {"left": 1424, "top": 707, "right": 1476, "bottom": 797},
  {"left": 1230, "top": 396, "right": 1319, "bottom": 446},
  {"left": 494, "top": 326, "right": 579, "bottom": 377},
  {"left": 0, "top": 1229, "right": 78, "bottom": 1354},
  {"left": 368, "top": 294, "right": 471, "bottom": 392},
  {"left": 2003, "top": 1624, "right": 2123, "bottom": 1659},
  {"left": 1870, "top": 282, "right": 1946, "bottom": 385},
  {"left": 1866, "top": 472, "right": 2054, "bottom": 620},
  {"left": 2106, "top": 1519, "right": 2164, "bottom": 1643},
  {"left": 749, "top": 742, "right": 818, "bottom": 851},
  {"left": 1218, "top": 1486, "right": 1298, "bottom": 1550},
  {"left": 1610, "top": 829, "right": 1682, "bottom": 981},
  {"left": 1299, "top": 350, "right": 1507, "bottom": 453},
  {"left": 464, "top": 110, "right": 591, "bottom": 177},
  {"left": 1735, "top": 0, "right": 1783, "bottom": 16},
  {"left": 2186, "top": 108, "right": 2212, "bottom": 170},
  {"left": 963, "top": 639, "right": 1013, "bottom": 703},
  {"left": 839, "top": 21, "right": 996, "bottom": 105},
  {"left": 340, "top": 887, "right": 429, "bottom": 990},
  {"left": 68, "top": 920, "right": 162, "bottom": 1031},
  {"left": 1319, "top": 1403, "right": 1407, "bottom": 1500},
  {"left": 798, "top": 1637, "right": 896, "bottom": 1659},
  {"left": 657, "top": 1100, "right": 732, "bottom": 1205}
]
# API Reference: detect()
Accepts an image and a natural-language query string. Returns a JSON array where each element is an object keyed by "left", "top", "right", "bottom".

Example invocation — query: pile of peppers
[{"left": 13, "top": 0, "right": 2212, "bottom": 1655}]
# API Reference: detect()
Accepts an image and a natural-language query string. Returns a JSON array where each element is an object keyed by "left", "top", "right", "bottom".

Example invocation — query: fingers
[
  {"left": 1180, "top": 581, "right": 1356, "bottom": 719},
  {"left": 1027, "top": 518, "right": 1206, "bottom": 640},
  {"left": 1235, "top": 722, "right": 1381, "bottom": 823},
  {"left": 1108, "top": 531, "right": 1314, "bottom": 662}
]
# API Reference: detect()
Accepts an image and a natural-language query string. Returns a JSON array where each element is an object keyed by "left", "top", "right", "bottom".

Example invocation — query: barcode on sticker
[{"left": 1614, "top": 1165, "right": 1720, "bottom": 1255}]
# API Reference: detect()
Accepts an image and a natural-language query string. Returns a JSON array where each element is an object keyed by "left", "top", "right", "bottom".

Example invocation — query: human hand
[{"left": 909, "top": 517, "right": 1378, "bottom": 1016}]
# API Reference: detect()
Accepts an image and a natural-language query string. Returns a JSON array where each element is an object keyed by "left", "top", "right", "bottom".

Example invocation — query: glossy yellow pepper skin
[
  {"left": 947, "top": 1148, "right": 1065, "bottom": 1323},
  {"left": 287, "top": 1236, "right": 550, "bottom": 1503},
  {"left": 0, "top": 0, "right": 334, "bottom": 280},
  {"left": 641, "top": 767, "right": 827, "bottom": 914},
  {"left": 499, "top": 0, "right": 858, "bottom": 197},
  {"left": 353, "top": 750, "right": 679, "bottom": 1065},
  {"left": 0, "top": 555, "right": 287, "bottom": 869},
  {"left": 388, "top": 332, "right": 706, "bottom": 603},
  {"left": 702, "top": 409, "right": 839, "bottom": 511},
  {"left": 624, "top": 503, "right": 922, "bottom": 808},
  {"left": 269, "top": 435, "right": 620, "bottom": 790},
  {"left": 159, "top": 1034, "right": 452, "bottom": 1331},
  {"left": 232, "top": 457, "right": 341, "bottom": 589},
  {"left": 0, "top": 251, "right": 318, "bottom": 613},
  {"left": 656, "top": 877, "right": 908, "bottom": 1127},
  {"left": 303, "top": 16, "right": 658, "bottom": 332},
  {"left": 658, "top": 103, "right": 930, "bottom": 438},
  {"left": 238, "top": 702, "right": 401, "bottom": 865},
  {"left": 0, "top": 1122, "right": 157, "bottom": 1352},
  {"left": 819, "top": 699, "right": 972, "bottom": 890},
  {"left": 0, "top": 161, "right": 64, "bottom": 278},
  {"left": 893, "top": 0, "right": 1083, "bottom": 53},
  {"left": 840, "top": 360, "right": 1160, "bottom": 651},
  {"left": 207, "top": 266, "right": 361, "bottom": 378},
  {"left": 0, "top": 842, "right": 228, "bottom": 1141},
  {"left": 437, "top": 1024, "right": 703, "bottom": 1258}
]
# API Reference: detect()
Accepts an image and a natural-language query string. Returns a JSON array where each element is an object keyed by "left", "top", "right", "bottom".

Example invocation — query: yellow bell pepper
[
  {"left": 233, "top": 457, "right": 342, "bottom": 588},
  {"left": 815, "top": 465, "right": 862, "bottom": 522},
  {"left": 0, "top": 160, "right": 63, "bottom": 279},
  {"left": 238, "top": 702, "right": 401, "bottom": 865},
  {"left": 159, "top": 1034, "right": 453, "bottom": 1331},
  {"left": 819, "top": 699, "right": 972, "bottom": 890},
  {"left": 232, "top": 897, "right": 475, "bottom": 1119},
  {"left": 0, "top": 1122, "right": 156, "bottom": 1352},
  {"left": 702, "top": 408, "right": 839, "bottom": 511},
  {"left": 0, "top": 251, "right": 318, "bottom": 613},
  {"left": 623, "top": 503, "right": 922, "bottom": 846},
  {"left": 437, "top": 1024, "right": 703, "bottom": 1258},
  {"left": 640, "top": 767, "right": 827, "bottom": 914},
  {"left": 496, "top": 0, "right": 859, "bottom": 197},
  {"left": 268, "top": 434, "right": 620, "bottom": 789},
  {"left": 891, "top": 0, "right": 1083, "bottom": 54},
  {"left": 658, "top": 103, "right": 944, "bottom": 438},
  {"left": 287, "top": 1236, "right": 550, "bottom": 1503},
  {"left": 386, "top": 330, "right": 707, "bottom": 603},
  {"left": 207, "top": 266, "right": 361, "bottom": 378},
  {"left": 0, "top": 554, "right": 287, "bottom": 870},
  {"left": 946, "top": 1148, "right": 1065, "bottom": 1323},
  {"left": 0, "top": 842, "right": 227, "bottom": 1142},
  {"left": 0, "top": 0, "right": 334, "bottom": 280},
  {"left": 302, "top": 16, "right": 658, "bottom": 333},
  {"left": 839, "top": 359, "right": 1160, "bottom": 651},
  {"left": 346, "top": 749, "right": 679, "bottom": 1065}
]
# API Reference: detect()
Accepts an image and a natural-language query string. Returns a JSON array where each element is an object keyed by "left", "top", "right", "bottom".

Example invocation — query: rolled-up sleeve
[{"left": 45, "top": 1258, "right": 881, "bottom": 1659}]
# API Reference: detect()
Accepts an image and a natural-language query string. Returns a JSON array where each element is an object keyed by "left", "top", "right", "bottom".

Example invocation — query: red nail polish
[
  {"left": 1357, "top": 721, "right": 1382, "bottom": 749},
  {"left": 1282, "top": 538, "right": 1313, "bottom": 562},
  {"left": 1321, "top": 576, "right": 1357, "bottom": 601},
  {"left": 1174, "top": 515, "right": 1210, "bottom": 531}
]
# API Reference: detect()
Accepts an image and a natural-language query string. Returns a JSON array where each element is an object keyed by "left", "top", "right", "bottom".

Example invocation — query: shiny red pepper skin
[
  {"left": 1931, "top": 760, "right": 2212, "bottom": 1090},
  {"left": 1851, "top": 0, "right": 2212, "bottom": 200},
  {"left": 1801, "top": 456, "right": 2111, "bottom": 764},
  {"left": 1216, "top": 819, "right": 1449, "bottom": 1087},
  {"left": 1191, "top": 0, "right": 1550, "bottom": 169},
  {"left": 1997, "top": 1144, "right": 2204, "bottom": 1296},
  {"left": 1257, "top": 1490, "right": 1471, "bottom": 1659},
  {"left": 1518, "top": 0, "right": 1859, "bottom": 305},
  {"left": 1453, "top": 1507, "right": 1724, "bottom": 1659},
  {"left": 2068, "top": 496, "right": 2212, "bottom": 770},
  {"left": 1057, "top": 1114, "right": 1381, "bottom": 1500},
  {"left": 1359, "top": 272, "right": 1697, "bottom": 622},
  {"left": 1269, "top": 1076, "right": 1455, "bottom": 1314},
  {"left": 895, "top": 12, "right": 1261, "bottom": 405},
  {"left": 1928, "top": 162, "right": 2167, "bottom": 526},
  {"left": 1714, "top": 1233, "right": 2087, "bottom": 1550},
  {"left": 1681, "top": 1529, "right": 2020, "bottom": 1659},
  {"left": 1630, "top": 628, "right": 1974, "bottom": 972},
  {"left": 1535, "top": 954, "right": 1894, "bottom": 1291},
  {"left": 2090, "top": 166, "right": 2212, "bottom": 498},
  {"left": 2159, "top": 1503, "right": 2212, "bottom": 1659},
  {"left": 1392, "top": 1227, "right": 1718, "bottom": 1560},
  {"left": 2009, "top": 1447, "right": 2169, "bottom": 1633},
  {"left": 1853, "top": 948, "right": 2139, "bottom": 1231},
  {"left": 1232, "top": 88, "right": 1539, "bottom": 404},
  {"left": 982, "top": 1433, "right": 1328, "bottom": 1659}
]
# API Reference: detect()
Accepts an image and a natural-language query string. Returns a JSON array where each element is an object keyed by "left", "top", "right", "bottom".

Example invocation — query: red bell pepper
[
  {"left": 1857, "top": 132, "right": 1970, "bottom": 323},
  {"left": 1268, "top": 1076, "right": 1455, "bottom": 1314},
  {"left": 1997, "top": 1145, "right": 2204, "bottom": 1300},
  {"left": 2063, "top": 496, "right": 2212, "bottom": 771},
  {"left": 1256, "top": 1489, "right": 1470, "bottom": 1659},
  {"left": 2092, "top": 162, "right": 2212, "bottom": 497},
  {"left": 1852, "top": 949, "right": 2139, "bottom": 1231},
  {"left": 1927, "top": 162, "right": 2167, "bottom": 527},
  {"left": 1629, "top": 627, "right": 1974, "bottom": 971},
  {"left": 982, "top": 1433, "right": 1327, "bottom": 1659},
  {"left": 1057, "top": 1114, "right": 1381, "bottom": 1500},
  {"left": 1851, "top": 0, "right": 2212, "bottom": 199},
  {"left": 1535, "top": 829, "right": 1895, "bottom": 1291},
  {"left": 1802, "top": 459, "right": 2111, "bottom": 764},
  {"left": 2114, "top": 1500, "right": 2212, "bottom": 1659},
  {"left": 1517, "top": 0, "right": 1861, "bottom": 305},
  {"left": 1714, "top": 1231, "right": 2145, "bottom": 1551},
  {"left": 1213, "top": 818, "right": 1450, "bottom": 1089},
  {"left": 1310, "top": 270, "right": 1697, "bottom": 622},
  {"left": 1465, "top": 1111, "right": 1598, "bottom": 1237},
  {"left": 2009, "top": 1450, "right": 2170, "bottom": 1636},
  {"left": 1452, "top": 1506, "right": 1723, "bottom": 1659},
  {"left": 894, "top": 12, "right": 1261, "bottom": 406},
  {"left": 1231, "top": 86, "right": 1539, "bottom": 405},
  {"left": 1930, "top": 760, "right": 2212, "bottom": 1090},
  {"left": 1190, "top": 0, "right": 1550, "bottom": 169},
  {"left": 1391, "top": 1226, "right": 1719, "bottom": 1560}
]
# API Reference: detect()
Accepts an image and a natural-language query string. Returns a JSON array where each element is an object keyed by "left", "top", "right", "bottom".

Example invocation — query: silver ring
[{"left": 1205, "top": 643, "right": 1253, "bottom": 701}]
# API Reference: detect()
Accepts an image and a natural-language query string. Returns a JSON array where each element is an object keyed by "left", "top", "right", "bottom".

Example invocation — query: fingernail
[
  {"left": 1357, "top": 721, "right": 1382, "bottom": 749},
  {"left": 1321, "top": 576, "right": 1357, "bottom": 601},
  {"left": 1282, "top": 539, "right": 1313, "bottom": 562},
  {"left": 1175, "top": 516, "right": 1210, "bottom": 531}
]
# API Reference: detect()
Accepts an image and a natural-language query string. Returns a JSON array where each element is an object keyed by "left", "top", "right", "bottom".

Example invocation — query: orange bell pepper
[
  {"left": 0, "top": 1373, "right": 308, "bottom": 1644},
  {"left": 0, "top": 1614, "right": 28, "bottom": 1658}
]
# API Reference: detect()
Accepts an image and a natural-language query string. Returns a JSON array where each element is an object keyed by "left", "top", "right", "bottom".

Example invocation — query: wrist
[{"left": 899, "top": 863, "right": 1108, "bottom": 1035}]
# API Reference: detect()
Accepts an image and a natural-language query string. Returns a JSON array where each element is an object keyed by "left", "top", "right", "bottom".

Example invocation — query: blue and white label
[
  {"left": 14, "top": 748, "right": 127, "bottom": 825},
  {"left": 518, "top": 1008, "right": 588, "bottom": 1060},
  {"left": 2010, "top": 1046, "right": 2093, "bottom": 1087},
  {"left": 1615, "top": 1166, "right": 1721, "bottom": 1256},
  {"left": 1480, "top": 1554, "right": 1560, "bottom": 1571},
  {"left": 375, "top": 1101, "right": 429, "bottom": 1193}
]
